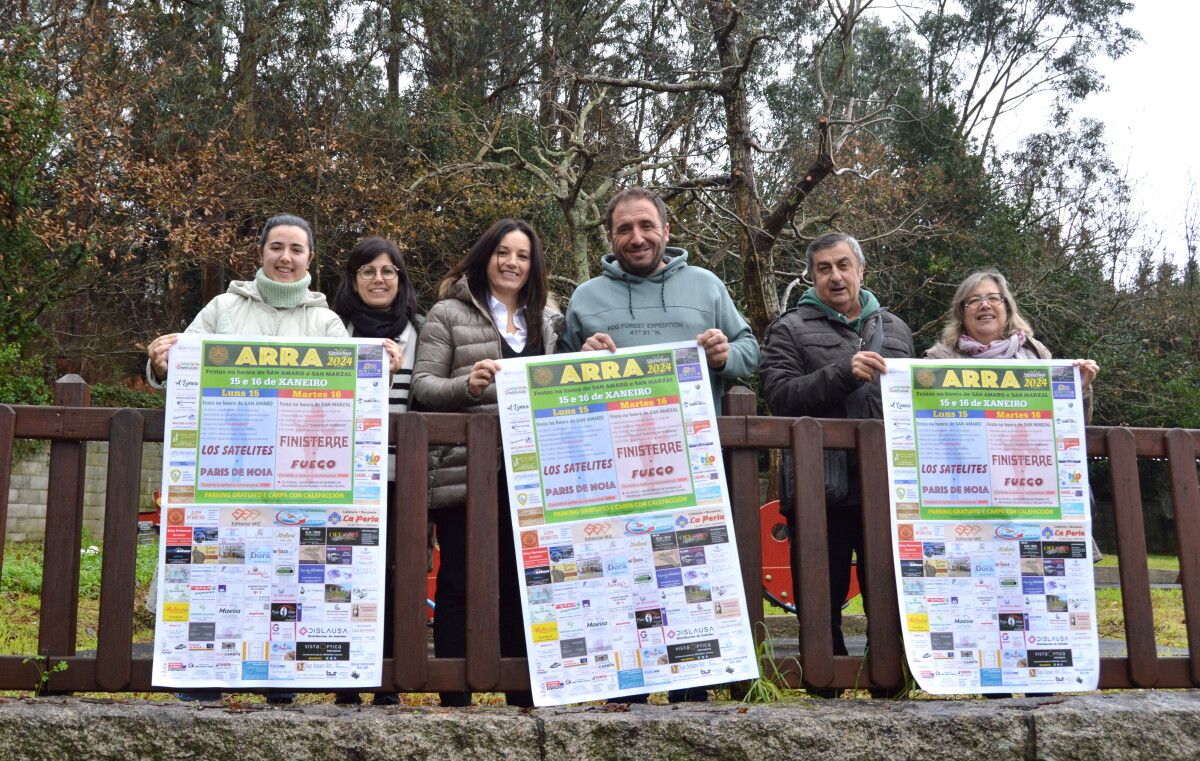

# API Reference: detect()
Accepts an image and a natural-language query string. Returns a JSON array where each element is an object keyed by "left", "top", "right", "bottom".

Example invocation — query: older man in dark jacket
[{"left": 759, "top": 232, "right": 914, "bottom": 678}]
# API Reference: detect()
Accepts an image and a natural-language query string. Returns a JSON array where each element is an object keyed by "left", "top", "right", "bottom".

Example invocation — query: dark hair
[
  {"left": 605, "top": 187, "right": 669, "bottom": 233},
  {"left": 331, "top": 236, "right": 418, "bottom": 325},
  {"left": 438, "top": 218, "right": 547, "bottom": 350},
  {"left": 258, "top": 214, "right": 315, "bottom": 253}
]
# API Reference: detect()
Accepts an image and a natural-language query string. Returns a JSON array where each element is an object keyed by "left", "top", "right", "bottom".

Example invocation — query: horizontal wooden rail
[
  {"left": 9, "top": 402, "right": 1200, "bottom": 455},
  {"left": 0, "top": 380, "right": 1197, "bottom": 695}
]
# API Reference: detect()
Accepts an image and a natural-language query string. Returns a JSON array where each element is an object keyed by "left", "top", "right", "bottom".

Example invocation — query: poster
[
  {"left": 880, "top": 359, "right": 1099, "bottom": 694},
  {"left": 152, "top": 335, "right": 390, "bottom": 689},
  {"left": 495, "top": 342, "right": 760, "bottom": 705}
]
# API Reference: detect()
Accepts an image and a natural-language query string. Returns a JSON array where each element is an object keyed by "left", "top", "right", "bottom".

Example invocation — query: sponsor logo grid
[
  {"left": 152, "top": 336, "right": 388, "bottom": 688},
  {"left": 882, "top": 359, "right": 1100, "bottom": 694}
]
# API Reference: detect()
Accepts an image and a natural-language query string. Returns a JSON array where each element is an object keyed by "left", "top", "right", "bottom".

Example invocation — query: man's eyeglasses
[
  {"left": 357, "top": 265, "right": 399, "bottom": 281},
  {"left": 962, "top": 293, "right": 1003, "bottom": 309}
]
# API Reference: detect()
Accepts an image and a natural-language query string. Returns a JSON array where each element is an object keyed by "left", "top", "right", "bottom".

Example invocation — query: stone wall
[
  {"left": 0, "top": 693, "right": 1199, "bottom": 761},
  {"left": 4, "top": 442, "right": 163, "bottom": 542}
]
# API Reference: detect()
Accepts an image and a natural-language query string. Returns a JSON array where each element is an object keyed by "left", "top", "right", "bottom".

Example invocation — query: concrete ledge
[{"left": 0, "top": 692, "right": 1198, "bottom": 760}]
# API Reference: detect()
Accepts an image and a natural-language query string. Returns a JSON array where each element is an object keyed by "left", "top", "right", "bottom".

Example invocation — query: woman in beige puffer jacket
[{"left": 414, "top": 274, "right": 563, "bottom": 506}]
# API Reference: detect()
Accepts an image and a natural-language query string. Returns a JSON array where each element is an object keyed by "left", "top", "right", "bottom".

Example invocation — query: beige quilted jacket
[{"left": 412, "top": 277, "right": 563, "bottom": 509}]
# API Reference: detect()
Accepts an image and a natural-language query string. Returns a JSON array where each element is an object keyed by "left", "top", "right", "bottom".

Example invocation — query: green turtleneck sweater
[{"left": 254, "top": 268, "right": 314, "bottom": 308}]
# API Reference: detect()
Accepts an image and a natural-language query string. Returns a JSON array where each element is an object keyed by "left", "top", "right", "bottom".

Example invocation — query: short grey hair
[{"left": 806, "top": 232, "right": 864, "bottom": 277}]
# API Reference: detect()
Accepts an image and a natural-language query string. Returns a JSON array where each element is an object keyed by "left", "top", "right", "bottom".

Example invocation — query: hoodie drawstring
[{"left": 621, "top": 274, "right": 668, "bottom": 316}]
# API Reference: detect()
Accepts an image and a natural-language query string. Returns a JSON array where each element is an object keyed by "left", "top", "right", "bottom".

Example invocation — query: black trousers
[
  {"left": 381, "top": 479, "right": 396, "bottom": 661},
  {"left": 430, "top": 487, "right": 530, "bottom": 706},
  {"left": 786, "top": 500, "right": 868, "bottom": 657}
]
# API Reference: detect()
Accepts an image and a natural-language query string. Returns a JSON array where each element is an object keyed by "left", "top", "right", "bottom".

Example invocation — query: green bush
[
  {"left": 90, "top": 381, "right": 164, "bottom": 409},
  {"left": 0, "top": 343, "right": 49, "bottom": 407},
  {"left": 0, "top": 343, "right": 50, "bottom": 459}
]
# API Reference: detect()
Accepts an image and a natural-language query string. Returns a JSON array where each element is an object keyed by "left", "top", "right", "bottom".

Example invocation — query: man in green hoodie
[
  {"left": 560, "top": 187, "right": 758, "bottom": 703},
  {"left": 759, "top": 232, "right": 914, "bottom": 693},
  {"left": 558, "top": 187, "right": 759, "bottom": 415}
]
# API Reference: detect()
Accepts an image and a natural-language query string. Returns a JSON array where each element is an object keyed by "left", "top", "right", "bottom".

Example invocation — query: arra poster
[
  {"left": 880, "top": 359, "right": 1099, "bottom": 695},
  {"left": 495, "top": 342, "right": 759, "bottom": 706},
  {"left": 152, "top": 335, "right": 390, "bottom": 689}
]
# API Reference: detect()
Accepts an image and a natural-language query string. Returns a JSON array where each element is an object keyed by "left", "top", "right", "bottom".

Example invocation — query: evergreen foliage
[{"left": 0, "top": 1, "right": 1194, "bottom": 427}]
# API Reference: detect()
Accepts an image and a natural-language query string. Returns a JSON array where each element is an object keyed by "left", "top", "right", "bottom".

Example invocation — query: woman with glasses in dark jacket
[{"left": 329, "top": 235, "right": 423, "bottom": 706}]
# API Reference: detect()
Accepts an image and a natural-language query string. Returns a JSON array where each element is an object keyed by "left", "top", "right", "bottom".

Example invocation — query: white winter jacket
[{"left": 146, "top": 278, "right": 347, "bottom": 387}]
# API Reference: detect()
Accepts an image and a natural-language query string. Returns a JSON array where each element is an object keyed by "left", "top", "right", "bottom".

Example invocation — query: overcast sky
[
  {"left": 1082, "top": 2, "right": 1196, "bottom": 265},
  {"left": 994, "top": 2, "right": 1195, "bottom": 268}
]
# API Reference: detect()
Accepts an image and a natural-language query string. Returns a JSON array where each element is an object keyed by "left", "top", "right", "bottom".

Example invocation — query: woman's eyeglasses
[
  {"left": 962, "top": 293, "right": 1003, "bottom": 309},
  {"left": 357, "top": 265, "right": 399, "bottom": 281}
]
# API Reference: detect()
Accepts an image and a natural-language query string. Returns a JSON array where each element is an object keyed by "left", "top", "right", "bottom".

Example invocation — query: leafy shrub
[
  {"left": 0, "top": 343, "right": 50, "bottom": 458},
  {"left": 91, "top": 378, "right": 164, "bottom": 409},
  {"left": 0, "top": 343, "right": 49, "bottom": 407}
]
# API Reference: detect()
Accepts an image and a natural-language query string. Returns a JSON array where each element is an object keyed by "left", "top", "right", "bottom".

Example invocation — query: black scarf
[{"left": 348, "top": 295, "right": 409, "bottom": 339}]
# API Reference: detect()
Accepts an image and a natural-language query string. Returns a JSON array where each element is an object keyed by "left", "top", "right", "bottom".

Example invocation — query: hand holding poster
[
  {"left": 881, "top": 359, "right": 1099, "bottom": 694},
  {"left": 152, "top": 335, "right": 389, "bottom": 689},
  {"left": 495, "top": 341, "right": 759, "bottom": 705}
]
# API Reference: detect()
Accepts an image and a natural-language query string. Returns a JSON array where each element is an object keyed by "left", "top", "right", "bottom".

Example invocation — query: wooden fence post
[
  {"left": 858, "top": 420, "right": 904, "bottom": 691},
  {"left": 1108, "top": 428, "right": 1160, "bottom": 687},
  {"left": 1166, "top": 430, "right": 1200, "bottom": 685},
  {"left": 96, "top": 409, "right": 144, "bottom": 691},
  {"left": 393, "top": 414, "right": 431, "bottom": 690},
  {"left": 465, "top": 415, "right": 500, "bottom": 692},
  {"left": 724, "top": 388, "right": 762, "bottom": 641},
  {"left": 0, "top": 404, "right": 14, "bottom": 586},
  {"left": 724, "top": 387, "right": 760, "bottom": 699},
  {"left": 792, "top": 418, "right": 834, "bottom": 688},
  {"left": 38, "top": 375, "right": 90, "bottom": 666}
]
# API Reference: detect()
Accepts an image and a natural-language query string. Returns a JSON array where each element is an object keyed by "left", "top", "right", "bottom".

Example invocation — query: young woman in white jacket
[{"left": 144, "top": 215, "right": 400, "bottom": 704}]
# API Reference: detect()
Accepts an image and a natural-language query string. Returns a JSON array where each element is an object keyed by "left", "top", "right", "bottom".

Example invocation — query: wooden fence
[{"left": 0, "top": 376, "right": 1197, "bottom": 694}]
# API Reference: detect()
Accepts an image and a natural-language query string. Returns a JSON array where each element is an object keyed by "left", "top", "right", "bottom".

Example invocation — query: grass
[
  {"left": 1095, "top": 587, "right": 1188, "bottom": 649},
  {"left": 765, "top": 596, "right": 864, "bottom": 617},
  {"left": 0, "top": 539, "right": 161, "bottom": 657},
  {"left": 1094, "top": 552, "right": 1180, "bottom": 571},
  {"left": 806, "top": 589, "right": 1186, "bottom": 648}
]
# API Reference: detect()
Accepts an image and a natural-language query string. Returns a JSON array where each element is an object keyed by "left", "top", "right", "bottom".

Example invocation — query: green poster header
[
  {"left": 912, "top": 365, "right": 1053, "bottom": 412},
  {"left": 912, "top": 365, "right": 1049, "bottom": 392},
  {"left": 526, "top": 350, "right": 682, "bottom": 413},
  {"left": 201, "top": 341, "right": 357, "bottom": 390},
  {"left": 528, "top": 351, "right": 675, "bottom": 390}
]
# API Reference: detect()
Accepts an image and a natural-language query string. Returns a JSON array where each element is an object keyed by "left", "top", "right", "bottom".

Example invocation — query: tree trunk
[
  {"left": 565, "top": 206, "right": 592, "bottom": 285},
  {"left": 234, "top": 1, "right": 261, "bottom": 142},
  {"left": 385, "top": 0, "right": 403, "bottom": 98},
  {"left": 707, "top": 0, "right": 779, "bottom": 338}
]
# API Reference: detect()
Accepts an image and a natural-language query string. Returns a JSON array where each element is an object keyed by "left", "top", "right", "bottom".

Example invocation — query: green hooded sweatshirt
[{"left": 559, "top": 247, "right": 759, "bottom": 413}]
